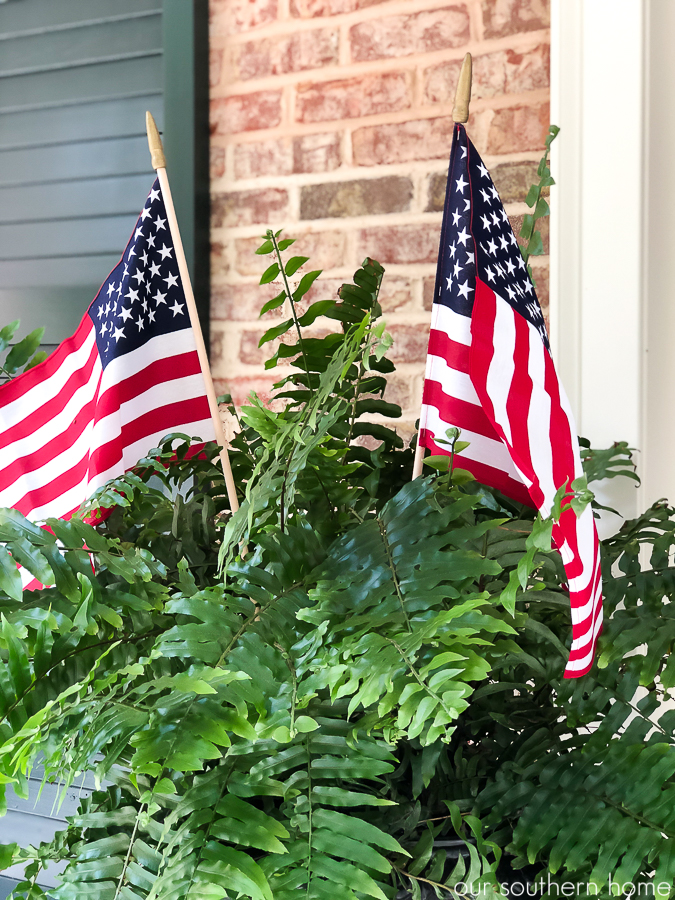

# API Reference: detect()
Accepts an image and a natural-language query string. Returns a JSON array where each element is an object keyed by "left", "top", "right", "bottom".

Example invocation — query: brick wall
[{"left": 209, "top": 0, "right": 550, "bottom": 441}]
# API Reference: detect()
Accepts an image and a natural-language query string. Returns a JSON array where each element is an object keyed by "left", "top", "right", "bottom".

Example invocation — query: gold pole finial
[
  {"left": 146, "top": 110, "right": 167, "bottom": 170},
  {"left": 452, "top": 53, "right": 472, "bottom": 124}
]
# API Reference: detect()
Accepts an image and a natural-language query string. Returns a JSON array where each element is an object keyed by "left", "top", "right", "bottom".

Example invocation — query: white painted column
[
  {"left": 550, "top": 0, "right": 645, "bottom": 529},
  {"left": 642, "top": 0, "right": 675, "bottom": 509}
]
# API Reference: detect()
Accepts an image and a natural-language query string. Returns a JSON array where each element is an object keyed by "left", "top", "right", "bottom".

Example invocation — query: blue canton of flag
[
  {"left": 91, "top": 180, "right": 190, "bottom": 368},
  {"left": 435, "top": 127, "right": 549, "bottom": 349}
]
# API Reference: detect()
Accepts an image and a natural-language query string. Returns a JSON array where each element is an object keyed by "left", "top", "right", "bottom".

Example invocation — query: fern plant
[{"left": 0, "top": 228, "right": 673, "bottom": 900}]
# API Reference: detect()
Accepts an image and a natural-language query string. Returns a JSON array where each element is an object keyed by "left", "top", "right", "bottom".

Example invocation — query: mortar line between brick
[
  {"left": 213, "top": 0, "right": 469, "bottom": 39},
  {"left": 211, "top": 88, "right": 549, "bottom": 138},
  {"left": 212, "top": 198, "right": 532, "bottom": 230},
  {"left": 212, "top": 0, "right": 547, "bottom": 47},
  {"left": 213, "top": 42, "right": 550, "bottom": 95},
  {"left": 215, "top": 153, "right": 543, "bottom": 190},
  {"left": 214, "top": 147, "right": 542, "bottom": 173}
]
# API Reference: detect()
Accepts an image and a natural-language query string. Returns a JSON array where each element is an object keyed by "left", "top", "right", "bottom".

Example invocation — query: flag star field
[
  {"left": 436, "top": 128, "right": 549, "bottom": 349},
  {"left": 91, "top": 185, "right": 189, "bottom": 368}
]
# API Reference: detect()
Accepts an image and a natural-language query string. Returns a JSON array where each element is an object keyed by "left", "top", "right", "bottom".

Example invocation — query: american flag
[
  {"left": 0, "top": 178, "right": 215, "bottom": 585},
  {"left": 419, "top": 123, "right": 602, "bottom": 678}
]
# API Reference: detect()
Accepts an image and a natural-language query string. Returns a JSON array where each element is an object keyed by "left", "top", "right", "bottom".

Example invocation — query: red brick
[
  {"left": 214, "top": 376, "right": 282, "bottom": 410},
  {"left": 423, "top": 275, "right": 436, "bottom": 310},
  {"left": 299, "top": 277, "right": 344, "bottom": 310},
  {"left": 290, "top": 0, "right": 387, "bottom": 18},
  {"left": 295, "top": 72, "right": 411, "bottom": 123},
  {"left": 425, "top": 172, "right": 447, "bottom": 213},
  {"left": 210, "top": 49, "right": 223, "bottom": 89},
  {"left": 424, "top": 44, "right": 550, "bottom": 104},
  {"left": 210, "top": 329, "right": 226, "bottom": 372},
  {"left": 293, "top": 132, "right": 341, "bottom": 173},
  {"left": 382, "top": 374, "right": 413, "bottom": 411},
  {"left": 234, "top": 138, "right": 293, "bottom": 179},
  {"left": 505, "top": 45, "right": 551, "bottom": 94},
  {"left": 357, "top": 224, "right": 439, "bottom": 265},
  {"left": 300, "top": 176, "right": 412, "bottom": 219},
  {"left": 234, "top": 28, "right": 339, "bottom": 80},
  {"left": 530, "top": 262, "right": 549, "bottom": 313},
  {"left": 211, "top": 241, "right": 230, "bottom": 280},
  {"left": 211, "top": 91, "right": 282, "bottom": 136},
  {"left": 211, "top": 283, "right": 285, "bottom": 322},
  {"left": 235, "top": 230, "right": 347, "bottom": 276},
  {"left": 210, "top": 0, "right": 278, "bottom": 36},
  {"left": 486, "top": 103, "right": 550, "bottom": 154},
  {"left": 352, "top": 116, "right": 454, "bottom": 166},
  {"left": 350, "top": 6, "right": 469, "bottom": 62},
  {"left": 378, "top": 276, "right": 415, "bottom": 312},
  {"left": 210, "top": 146, "right": 226, "bottom": 180},
  {"left": 239, "top": 329, "right": 271, "bottom": 365},
  {"left": 509, "top": 213, "right": 549, "bottom": 254},
  {"left": 491, "top": 161, "right": 540, "bottom": 204},
  {"left": 481, "top": 0, "right": 549, "bottom": 39},
  {"left": 211, "top": 188, "right": 289, "bottom": 228},
  {"left": 387, "top": 324, "right": 430, "bottom": 365}
]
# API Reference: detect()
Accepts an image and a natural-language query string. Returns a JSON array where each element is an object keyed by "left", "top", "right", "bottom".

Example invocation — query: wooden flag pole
[
  {"left": 145, "top": 111, "right": 240, "bottom": 514},
  {"left": 412, "top": 52, "right": 473, "bottom": 481}
]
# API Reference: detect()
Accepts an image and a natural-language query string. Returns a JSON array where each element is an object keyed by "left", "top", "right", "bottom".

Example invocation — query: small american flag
[
  {"left": 419, "top": 123, "right": 602, "bottom": 678},
  {"left": 0, "top": 178, "right": 215, "bottom": 579}
]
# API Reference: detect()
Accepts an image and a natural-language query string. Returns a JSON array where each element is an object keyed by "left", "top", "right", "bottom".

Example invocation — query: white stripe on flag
[
  {"left": 524, "top": 310, "right": 556, "bottom": 515},
  {"left": 566, "top": 506, "right": 597, "bottom": 595},
  {"left": 0, "top": 327, "right": 97, "bottom": 429},
  {"left": 90, "top": 373, "right": 210, "bottom": 456},
  {"left": 422, "top": 404, "right": 523, "bottom": 480},
  {"left": 423, "top": 356, "right": 480, "bottom": 405},
  {"left": 88, "top": 414, "right": 216, "bottom": 496},
  {"left": 566, "top": 610, "right": 603, "bottom": 671},
  {"left": 0, "top": 359, "right": 102, "bottom": 476},
  {"left": 484, "top": 295, "right": 516, "bottom": 446},
  {"left": 28, "top": 475, "right": 93, "bottom": 524},
  {"left": 98, "top": 328, "right": 200, "bottom": 398},
  {"left": 431, "top": 303, "right": 472, "bottom": 345}
]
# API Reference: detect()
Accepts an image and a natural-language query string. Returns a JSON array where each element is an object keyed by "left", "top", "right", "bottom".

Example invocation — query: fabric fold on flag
[
  {"left": 418, "top": 123, "right": 603, "bottom": 678},
  {"left": 0, "top": 179, "right": 216, "bottom": 587}
]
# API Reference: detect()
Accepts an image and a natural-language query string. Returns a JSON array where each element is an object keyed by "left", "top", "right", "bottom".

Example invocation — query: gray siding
[
  {"left": 0, "top": 0, "right": 163, "bottom": 346},
  {"left": 0, "top": 0, "right": 166, "bottom": 889},
  {"left": 0, "top": 768, "right": 95, "bottom": 894}
]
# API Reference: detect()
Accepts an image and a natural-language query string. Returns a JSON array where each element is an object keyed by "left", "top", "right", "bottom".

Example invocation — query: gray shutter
[
  {"left": 0, "top": 1, "right": 209, "bottom": 891},
  {"left": 0, "top": 0, "right": 164, "bottom": 351},
  {"left": 0, "top": 2, "right": 162, "bottom": 893}
]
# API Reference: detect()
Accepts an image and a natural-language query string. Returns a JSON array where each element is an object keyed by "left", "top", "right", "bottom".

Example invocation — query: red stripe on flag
[
  {"left": 422, "top": 379, "right": 501, "bottom": 441},
  {"left": 505, "top": 298, "right": 542, "bottom": 505},
  {"left": 543, "top": 345, "right": 577, "bottom": 506},
  {"left": 13, "top": 452, "right": 90, "bottom": 518},
  {"left": 0, "top": 341, "right": 100, "bottom": 452},
  {"left": 467, "top": 280, "right": 501, "bottom": 427},
  {"left": 427, "top": 330, "right": 471, "bottom": 373},
  {"left": 420, "top": 428, "right": 533, "bottom": 507},
  {"left": 94, "top": 352, "right": 203, "bottom": 425},
  {"left": 89, "top": 396, "right": 212, "bottom": 476},
  {"left": 0, "top": 317, "right": 94, "bottom": 407},
  {"left": 0, "top": 396, "right": 97, "bottom": 496}
]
